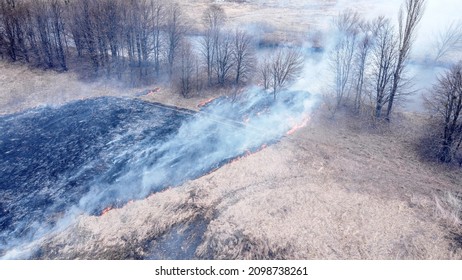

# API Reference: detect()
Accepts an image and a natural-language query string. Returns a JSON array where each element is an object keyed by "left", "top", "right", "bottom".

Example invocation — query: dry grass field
[
  {"left": 0, "top": 60, "right": 228, "bottom": 115},
  {"left": 0, "top": 61, "right": 131, "bottom": 115},
  {"left": 1, "top": 0, "right": 462, "bottom": 260}
]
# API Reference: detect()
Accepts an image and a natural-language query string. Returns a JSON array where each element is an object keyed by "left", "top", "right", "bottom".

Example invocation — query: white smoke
[{"left": 1, "top": 87, "right": 317, "bottom": 259}]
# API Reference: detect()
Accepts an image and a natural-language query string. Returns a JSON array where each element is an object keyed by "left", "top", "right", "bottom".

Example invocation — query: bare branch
[
  {"left": 260, "top": 47, "right": 304, "bottom": 99},
  {"left": 434, "top": 21, "right": 462, "bottom": 63}
]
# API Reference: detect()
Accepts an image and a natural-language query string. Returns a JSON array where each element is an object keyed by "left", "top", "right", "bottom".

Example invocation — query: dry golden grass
[
  {"left": 39, "top": 187, "right": 198, "bottom": 259},
  {"left": 0, "top": 60, "right": 231, "bottom": 115},
  {"left": 0, "top": 61, "right": 137, "bottom": 115},
  {"left": 435, "top": 192, "right": 462, "bottom": 229},
  {"left": 188, "top": 111, "right": 462, "bottom": 259},
  {"left": 180, "top": 0, "right": 342, "bottom": 31}
]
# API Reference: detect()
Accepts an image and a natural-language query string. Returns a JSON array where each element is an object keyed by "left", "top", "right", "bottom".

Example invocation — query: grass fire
[{"left": 0, "top": 0, "right": 462, "bottom": 261}]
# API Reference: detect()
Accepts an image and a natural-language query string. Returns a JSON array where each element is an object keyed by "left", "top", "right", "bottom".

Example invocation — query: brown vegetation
[
  {"left": 424, "top": 62, "right": 462, "bottom": 164},
  {"left": 0, "top": 60, "right": 131, "bottom": 115}
]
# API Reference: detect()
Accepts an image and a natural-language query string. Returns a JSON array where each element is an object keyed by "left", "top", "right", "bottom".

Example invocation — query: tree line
[
  {"left": 0, "top": 0, "right": 304, "bottom": 96},
  {"left": 0, "top": 0, "right": 68, "bottom": 70},
  {"left": 0, "top": 0, "right": 195, "bottom": 83}
]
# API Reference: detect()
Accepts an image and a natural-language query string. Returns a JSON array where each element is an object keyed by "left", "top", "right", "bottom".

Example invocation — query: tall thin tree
[{"left": 385, "top": 0, "right": 426, "bottom": 120}]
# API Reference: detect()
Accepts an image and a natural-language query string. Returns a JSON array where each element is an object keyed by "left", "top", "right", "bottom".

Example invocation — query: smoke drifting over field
[
  {"left": 1, "top": 0, "right": 461, "bottom": 261},
  {"left": 0, "top": 89, "right": 315, "bottom": 259}
]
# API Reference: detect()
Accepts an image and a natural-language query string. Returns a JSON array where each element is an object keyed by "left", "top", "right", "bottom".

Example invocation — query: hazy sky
[
  {"left": 340, "top": 0, "right": 462, "bottom": 59},
  {"left": 293, "top": 0, "right": 462, "bottom": 111},
  {"left": 415, "top": 0, "right": 462, "bottom": 58}
]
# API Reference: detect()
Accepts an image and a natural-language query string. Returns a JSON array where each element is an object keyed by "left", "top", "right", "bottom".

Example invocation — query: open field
[
  {"left": 1, "top": 0, "right": 462, "bottom": 260},
  {"left": 0, "top": 61, "right": 223, "bottom": 115}
]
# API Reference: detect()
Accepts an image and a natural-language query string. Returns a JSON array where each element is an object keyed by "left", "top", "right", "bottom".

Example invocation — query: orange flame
[
  {"left": 198, "top": 97, "right": 216, "bottom": 108},
  {"left": 147, "top": 87, "right": 161, "bottom": 95},
  {"left": 286, "top": 116, "right": 310, "bottom": 135},
  {"left": 101, "top": 206, "right": 113, "bottom": 216}
]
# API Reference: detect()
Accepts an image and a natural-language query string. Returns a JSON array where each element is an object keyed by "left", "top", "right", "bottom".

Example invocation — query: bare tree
[
  {"left": 215, "top": 31, "right": 234, "bottom": 86},
  {"left": 49, "top": 0, "right": 67, "bottom": 70},
  {"left": 71, "top": 0, "right": 100, "bottom": 71},
  {"left": 260, "top": 56, "right": 271, "bottom": 90},
  {"left": 200, "top": 28, "right": 214, "bottom": 85},
  {"left": 166, "top": 3, "right": 186, "bottom": 77},
  {"left": 176, "top": 40, "right": 196, "bottom": 98},
  {"left": 385, "top": 0, "right": 426, "bottom": 121},
  {"left": 151, "top": 0, "right": 164, "bottom": 77},
  {"left": 136, "top": 0, "right": 156, "bottom": 77},
  {"left": 98, "top": 0, "right": 124, "bottom": 77},
  {"left": 124, "top": 0, "right": 144, "bottom": 78},
  {"left": 65, "top": 0, "right": 85, "bottom": 58},
  {"left": 24, "top": 6, "right": 41, "bottom": 64},
  {"left": 34, "top": 1, "right": 55, "bottom": 68},
  {"left": 426, "top": 62, "right": 462, "bottom": 163},
  {"left": 232, "top": 29, "right": 254, "bottom": 86},
  {"left": 434, "top": 21, "right": 462, "bottom": 63},
  {"left": 329, "top": 10, "right": 360, "bottom": 112},
  {"left": 353, "top": 21, "right": 373, "bottom": 112},
  {"left": 261, "top": 47, "right": 304, "bottom": 100},
  {"left": 371, "top": 17, "right": 397, "bottom": 119},
  {"left": 15, "top": 1, "right": 31, "bottom": 63},
  {"left": 200, "top": 4, "right": 226, "bottom": 85}
]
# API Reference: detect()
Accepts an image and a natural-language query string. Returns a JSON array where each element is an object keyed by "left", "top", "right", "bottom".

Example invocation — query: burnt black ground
[
  {"left": 0, "top": 91, "right": 310, "bottom": 259},
  {"left": 0, "top": 97, "right": 193, "bottom": 255}
]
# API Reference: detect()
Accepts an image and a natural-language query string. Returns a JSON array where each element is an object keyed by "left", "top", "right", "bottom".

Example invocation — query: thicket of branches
[
  {"left": 260, "top": 47, "right": 304, "bottom": 100},
  {"left": 324, "top": 0, "right": 462, "bottom": 166},
  {"left": 0, "top": 0, "right": 68, "bottom": 69},
  {"left": 425, "top": 62, "right": 462, "bottom": 165}
]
